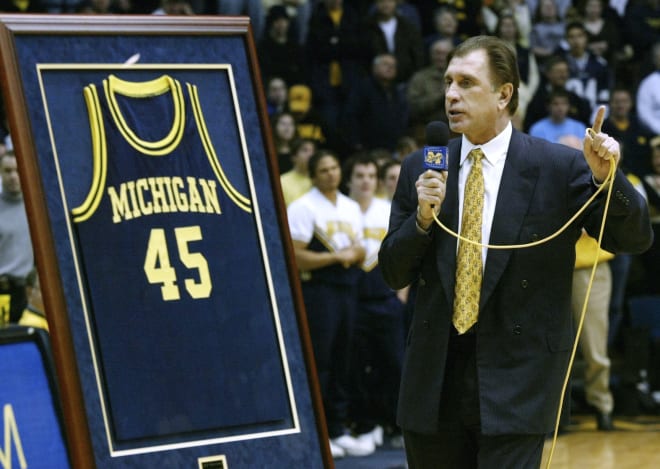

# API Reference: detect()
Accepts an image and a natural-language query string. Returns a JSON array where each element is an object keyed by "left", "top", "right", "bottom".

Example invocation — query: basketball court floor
[{"left": 334, "top": 414, "right": 660, "bottom": 469}]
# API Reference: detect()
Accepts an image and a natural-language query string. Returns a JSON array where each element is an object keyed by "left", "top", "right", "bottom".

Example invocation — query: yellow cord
[{"left": 430, "top": 156, "right": 617, "bottom": 469}]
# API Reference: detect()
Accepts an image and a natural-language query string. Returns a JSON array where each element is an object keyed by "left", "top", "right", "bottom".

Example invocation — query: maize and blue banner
[{"left": 0, "top": 327, "right": 71, "bottom": 469}]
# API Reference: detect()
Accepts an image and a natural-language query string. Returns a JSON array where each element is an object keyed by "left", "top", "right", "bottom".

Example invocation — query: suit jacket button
[
  {"left": 521, "top": 279, "right": 528, "bottom": 288},
  {"left": 423, "top": 320, "right": 430, "bottom": 329},
  {"left": 513, "top": 325, "right": 522, "bottom": 335},
  {"left": 531, "top": 233, "right": 539, "bottom": 241},
  {"left": 419, "top": 277, "right": 426, "bottom": 286}
]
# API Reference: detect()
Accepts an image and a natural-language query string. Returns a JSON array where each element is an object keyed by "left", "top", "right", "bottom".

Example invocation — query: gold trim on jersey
[
  {"left": 105, "top": 74, "right": 185, "bottom": 155},
  {"left": 360, "top": 227, "right": 386, "bottom": 271},
  {"left": 71, "top": 85, "right": 108, "bottom": 222},
  {"left": 312, "top": 221, "right": 358, "bottom": 253},
  {"left": 188, "top": 83, "right": 252, "bottom": 213}
]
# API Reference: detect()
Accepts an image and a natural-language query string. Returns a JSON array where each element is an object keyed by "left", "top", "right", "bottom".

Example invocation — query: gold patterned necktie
[{"left": 453, "top": 148, "right": 485, "bottom": 334}]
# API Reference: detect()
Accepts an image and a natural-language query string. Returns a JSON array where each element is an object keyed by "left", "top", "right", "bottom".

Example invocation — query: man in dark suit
[{"left": 378, "top": 35, "right": 653, "bottom": 468}]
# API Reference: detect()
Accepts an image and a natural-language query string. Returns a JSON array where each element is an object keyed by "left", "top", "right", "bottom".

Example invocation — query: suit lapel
[{"left": 480, "top": 131, "right": 539, "bottom": 310}]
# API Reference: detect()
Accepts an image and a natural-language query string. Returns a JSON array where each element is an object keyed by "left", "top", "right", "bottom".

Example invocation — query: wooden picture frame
[{"left": 0, "top": 14, "right": 330, "bottom": 468}]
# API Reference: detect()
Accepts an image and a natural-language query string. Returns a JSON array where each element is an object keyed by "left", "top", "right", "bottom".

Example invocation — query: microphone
[{"left": 423, "top": 121, "right": 449, "bottom": 171}]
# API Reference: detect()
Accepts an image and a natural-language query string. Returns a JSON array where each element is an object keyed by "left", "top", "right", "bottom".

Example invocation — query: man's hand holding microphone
[{"left": 416, "top": 122, "right": 450, "bottom": 231}]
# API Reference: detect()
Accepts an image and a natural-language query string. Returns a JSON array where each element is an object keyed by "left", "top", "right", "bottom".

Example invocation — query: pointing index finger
[{"left": 591, "top": 105, "right": 606, "bottom": 134}]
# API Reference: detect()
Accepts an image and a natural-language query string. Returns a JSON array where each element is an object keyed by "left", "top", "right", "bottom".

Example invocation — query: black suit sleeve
[
  {"left": 583, "top": 166, "right": 654, "bottom": 254},
  {"left": 379, "top": 151, "right": 434, "bottom": 289}
]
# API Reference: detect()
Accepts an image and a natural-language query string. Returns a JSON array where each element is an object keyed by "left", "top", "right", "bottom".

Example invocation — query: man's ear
[{"left": 498, "top": 83, "right": 514, "bottom": 110}]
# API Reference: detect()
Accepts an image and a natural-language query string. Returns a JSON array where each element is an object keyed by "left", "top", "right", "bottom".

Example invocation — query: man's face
[
  {"left": 0, "top": 154, "right": 21, "bottom": 195},
  {"left": 349, "top": 163, "right": 378, "bottom": 201},
  {"left": 275, "top": 114, "right": 296, "bottom": 140},
  {"left": 539, "top": 0, "right": 557, "bottom": 20},
  {"left": 374, "top": 55, "right": 397, "bottom": 81},
  {"left": 549, "top": 96, "right": 570, "bottom": 122},
  {"left": 498, "top": 17, "right": 517, "bottom": 42},
  {"left": 609, "top": 91, "right": 632, "bottom": 119},
  {"left": 376, "top": 0, "right": 397, "bottom": 17},
  {"left": 435, "top": 11, "right": 457, "bottom": 36},
  {"left": 585, "top": 0, "right": 602, "bottom": 18},
  {"left": 430, "top": 40, "right": 453, "bottom": 70},
  {"left": 312, "top": 155, "right": 341, "bottom": 193},
  {"left": 567, "top": 27, "right": 587, "bottom": 56},
  {"left": 547, "top": 62, "right": 569, "bottom": 87},
  {"left": 271, "top": 17, "right": 290, "bottom": 37},
  {"left": 267, "top": 78, "right": 287, "bottom": 105},
  {"left": 382, "top": 164, "right": 401, "bottom": 199},
  {"left": 445, "top": 49, "right": 503, "bottom": 143},
  {"left": 292, "top": 141, "right": 316, "bottom": 168}
]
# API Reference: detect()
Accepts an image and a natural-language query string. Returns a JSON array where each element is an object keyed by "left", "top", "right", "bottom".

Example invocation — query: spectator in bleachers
[
  {"left": 572, "top": 229, "right": 616, "bottom": 431},
  {"left": 482, "top": 0, "right": 533, "bottom": 47},
  {"left": 558, "top": 21, "right": 614, "bottom": 116},
  {"left": 623, "top": 0, "right": 660, "bottom": 80},
  {"left": 305, "top": 0, "right": 369, "bottom": 132},
  {"left": 413, "top": 0, "right": 482, "bottom": 40},
  {"left": 393, "top": 135, "right": 418, "bottom": 161},
  {"left": 287, "top": 149, "right": 369, "bottom": 458},
  {"left": 529, "top": 88, "right": 587, "bottom": 143},
  {"left": 524, "top": 55, "right": 591, "bottom": 131},
  {"left": 344, "top": 153, "right": 405, "bottom": 454},
  {"left": 279, "top": 137, "right": 316, "bottom": 205},
  {"left": 406, "top": 38, "right": 453, "bottom": 145},
  {"left": 378, "top": 156, "right": 401, "bottom": 200},
  {"left": 579, "top": 0, "right": 622, "bottom": 64},
  {"left": 287, "top": 84, "right": 338, "bottom": 153},
  {"left": 0, "top": 150, "right": 34, "bottom": 326},
  {"left": 342, "top": 53, "right": 409, "bottom": 153},
  {"left": 262, "top": 0, "right": 313, "bottom": 45},
  {"left": 422, "top": 6, "right": 463, "bottom": 58},
  {"left": 602, "top": 86, "right": 654, "bottom": 178},
  {"left": 530, "top": 0, "right": 566, "bottom": 66},
  {"left": 264, "top": 76, "right": 289, "bottom": 117},
  {"left": 495, "top": 11, "right": 540, "bottom": 129},
  {"left": 270, "top": 111, "right": 299, "bottom": 173},
  {"left": 365, "top": 0, "right": 425, "bottom": 84},
  {"left": 640, "top": 135, "right": 660, "bottom": 294},
  {"left": 636, "top": 41, "right": 660, "bottom": 135},
  {"left": 257, "top": 5, "right": 306, "bottom": 86},
  {"left": 527, "top": 0, "right": 573, "bottom": 19}
]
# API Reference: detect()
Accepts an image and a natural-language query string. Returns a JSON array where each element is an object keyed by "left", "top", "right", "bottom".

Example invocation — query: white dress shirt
[{"left": 457, "top": 122, "right": 512, "bottom": 269}]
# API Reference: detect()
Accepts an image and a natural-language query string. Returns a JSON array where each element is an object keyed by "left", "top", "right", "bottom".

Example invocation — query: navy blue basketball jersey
[{"left": 71, "top": 74, "right": 291, "bottom": 446}]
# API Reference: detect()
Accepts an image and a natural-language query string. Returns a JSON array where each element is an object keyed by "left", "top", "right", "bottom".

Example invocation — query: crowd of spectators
[{"left": 1, "top": 0, "right": 659, "bottom": 459}]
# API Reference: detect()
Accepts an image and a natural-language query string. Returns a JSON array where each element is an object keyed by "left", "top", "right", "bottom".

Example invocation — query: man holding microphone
[{"left": 379, "top": 35, "right": 653, "bottom": 468}]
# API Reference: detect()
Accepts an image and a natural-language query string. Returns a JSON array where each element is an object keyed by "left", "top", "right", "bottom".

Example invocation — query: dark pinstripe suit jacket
[{"left": 379, "top": 129, "right": 653, "bottom": 435}]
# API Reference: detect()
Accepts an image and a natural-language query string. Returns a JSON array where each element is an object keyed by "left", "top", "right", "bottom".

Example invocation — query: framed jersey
[{"left": 0, "top": 15, "right": 330, "bottom": 468}]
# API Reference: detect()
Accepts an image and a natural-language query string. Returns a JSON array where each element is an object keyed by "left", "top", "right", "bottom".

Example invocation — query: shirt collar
[{"left": 460, "top": 121, "right": 512, "bottom": 167}]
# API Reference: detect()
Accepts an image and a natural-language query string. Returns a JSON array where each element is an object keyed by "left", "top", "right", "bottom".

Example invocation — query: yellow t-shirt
[
  {"left": 280, "top": 170, "right": 312, "bottom": 206},
  {"left": 18, "top": 307, "right": 49, "bottom": 331},
  {"left": 574, "top": 231, "right": 614, "bottom": 269}
]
